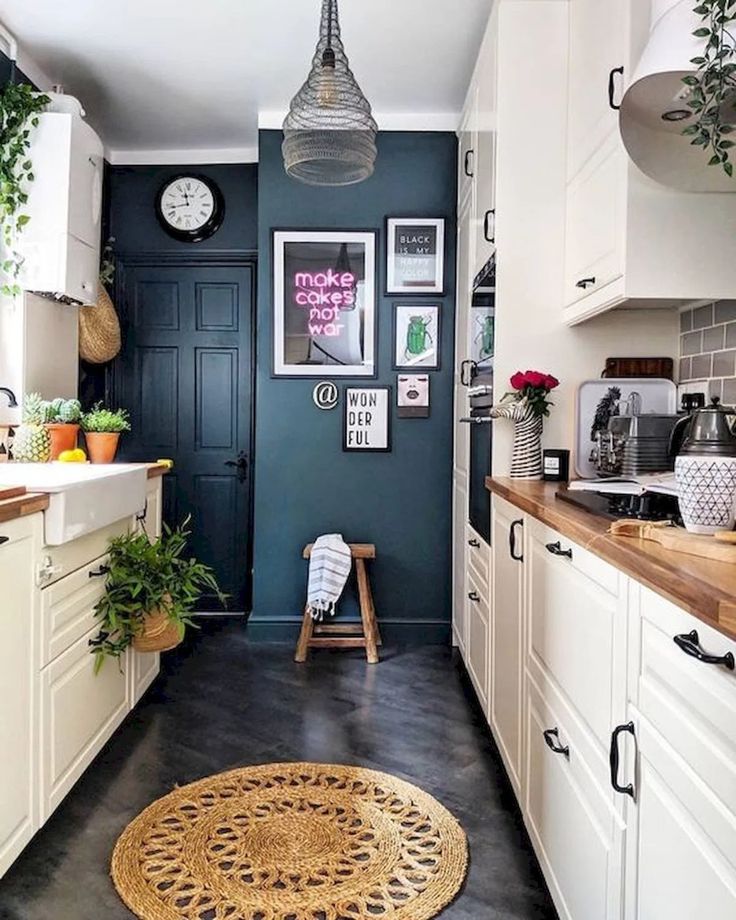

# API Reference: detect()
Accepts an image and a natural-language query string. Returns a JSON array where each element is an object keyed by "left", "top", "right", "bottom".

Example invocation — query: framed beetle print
[
  {"left": 386, "top": 218, "right": 445, "bottom": 294},
  {"left": 343, "top": 387, "right": 391, "bottom": 452},
  {"left": 393, "top": 302, "right": 441, "bottom": 370},
  {"left": 273, "top": 229, "right": 377, "bottom": 377}
]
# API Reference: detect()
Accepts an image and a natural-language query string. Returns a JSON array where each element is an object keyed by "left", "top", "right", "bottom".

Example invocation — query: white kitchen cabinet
[
  {"left": 465, "top": 563, "right": 490, "bottom": 713},
  {"left": 130, "top": 476, "right": 163, "bottom": 705},
  {"left": 20, "top": 112, "right": 103, "bottom": 304},
  {"left": 0, "top": 514, "right": 42, "bottom": 878},
  {"left": 563, "top": 0, "right": 736, "bottom": 324},
  {"left": 472, "top": 8, "right": 498, "bottom": 276},
  {"left": 41, "top": 624, "right": 129, "bottom": 822},
  {"left": 457, "top": 97, "right": 477, "bottom": 215},
  {"left": 452, "top": 477, "right": 468, "bottom": 653},
  {"left": 490, "top": 495, "right": 525, "bottom": 794}
]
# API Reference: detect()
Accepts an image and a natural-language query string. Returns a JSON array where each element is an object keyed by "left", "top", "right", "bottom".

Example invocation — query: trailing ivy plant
[
  {"left": 683, "top": 0, "right": 736, "bottom": 177},
  {"left": 0, "top": 82, "right": 50, "bottom": 295}
]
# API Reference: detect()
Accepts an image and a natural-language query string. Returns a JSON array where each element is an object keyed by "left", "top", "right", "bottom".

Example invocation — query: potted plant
[
  {"left": 43, "top": 397, "right": 82, "bottom": 459},
  {"left": 89, "top": 518, "right": 226, "bottom": 672},
  {"left": 81, "top": 403, "right": 130, "bottom": 463}
]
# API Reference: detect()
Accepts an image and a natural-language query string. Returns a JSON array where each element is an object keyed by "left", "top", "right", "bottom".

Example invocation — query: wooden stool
[{"left": 295, "top": 543, "right": 382, "bottom": 664}]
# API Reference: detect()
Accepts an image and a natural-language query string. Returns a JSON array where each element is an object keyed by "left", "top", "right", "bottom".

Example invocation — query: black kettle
[{"left": 669, "top": 396, "right": 736, "bottom": 457}]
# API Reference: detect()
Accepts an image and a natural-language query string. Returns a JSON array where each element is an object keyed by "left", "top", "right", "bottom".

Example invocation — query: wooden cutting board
[
  {"left": 609, "top": 520, "right": 736, "bottom": 564},
  {"left": 0, "top": 485, "right": 27, "bottom": 502}
]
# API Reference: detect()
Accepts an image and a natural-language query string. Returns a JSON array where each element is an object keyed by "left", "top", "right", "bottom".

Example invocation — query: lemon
[{"left": 59, "top": 448, "right": 87, "bottom": 463}]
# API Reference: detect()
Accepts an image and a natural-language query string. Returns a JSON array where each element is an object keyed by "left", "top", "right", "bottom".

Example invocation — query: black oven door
[{"left": 469, "top": 409, "right": 492, "bottom": 544}]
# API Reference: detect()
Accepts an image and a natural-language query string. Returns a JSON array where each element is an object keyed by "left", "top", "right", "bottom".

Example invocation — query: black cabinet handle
[
  {"left": 608, "top": 66, "right": 624, "bottom": 110},
  {"left": 576, "top": 276, "right": 596, "bottom": 290},
  {"left": 468, "top": 538, "right": 481, "bottom": 548},
  {"left": 546, "top": 541, "right": 573, "bottom": 560},
  {"left": 0, "top": 535, "right": 9, "bottom": 547},
  {"left": 483, "top": 209, "right": 496, "bottom": 243},
  {"left": 543, "top": 727, "right": 570, "bottom": 758},
  {"left": 509, "top": 519, "right": 524, "bottom": 562},
  {"left": 610, "top": 721, "right": 635, "bottom": 798},
  {"left": 468, "top": 591, "right": 481, "bottom": 603},
  {"left": 464, "top": 149, "right": 475, "bottom": 178},
  {"left": 89, "top": 565, "right": 110, "bottom": 579},
  {"left": 673, "top": 630, "right": 735, "bottom": 671}
]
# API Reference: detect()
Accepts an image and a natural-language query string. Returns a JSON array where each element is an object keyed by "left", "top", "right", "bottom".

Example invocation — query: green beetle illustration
[
  {"left": 474, "top": 313, "right": 494, "bottom": 360},
  {"left": 405, "top": 314, "right": 434, "bottom": 359}
]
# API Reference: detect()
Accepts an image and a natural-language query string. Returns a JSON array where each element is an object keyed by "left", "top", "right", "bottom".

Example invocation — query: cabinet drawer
[
  {"left": 40, "top": 553, "right": 109, "bottom": 667},
  {"left": 36, "top": 517, "right": 129, "bottom": 587},
  {"left": 466, "top": 568, "right": 489, "bottom": 710},
  {"left": 633, "top": 586, "right": 736, "bottom": 816},
  {"left": 526, "top": 676, "right": 624, "bottom": 920},
  {"left": 41, "top": 625, "right": 129, "bottom": 820},
  {"left": 465, "top": 523, "right": 490, "bottom": 585},
  {"left": 527, "top": 517, "right": 619, "bottom": 596},
  {"left": 528, "top": 520, "right": 625, "bottom": 746}
]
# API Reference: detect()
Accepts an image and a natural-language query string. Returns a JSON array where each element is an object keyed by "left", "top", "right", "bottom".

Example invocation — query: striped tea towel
[{"left": 307, "top": 534, "right": 352, "bottom": 621}]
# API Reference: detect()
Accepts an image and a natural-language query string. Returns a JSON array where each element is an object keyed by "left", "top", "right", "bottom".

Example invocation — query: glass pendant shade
[{"left": 283, "top": 0, "right": 378, "bottom": 186}]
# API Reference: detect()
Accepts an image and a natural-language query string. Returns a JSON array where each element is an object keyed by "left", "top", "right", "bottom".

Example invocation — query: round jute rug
[{"left": 111, "top": 762, "right": 468, "bottom": 920}]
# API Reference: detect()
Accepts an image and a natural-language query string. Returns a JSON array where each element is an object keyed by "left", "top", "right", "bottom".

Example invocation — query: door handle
[
  {"left": 543, "top": 727, "right": 570, "bottom": 758},
  {"left": 468, "top": 591, "right": 481, "bottom": 603},
  {"left": 576, "top": 276, "right": 596, "bottom": 290},
  {"left": 509, "top": 519, "right": 524, "bottom": 562},
  {"left": 468, "top": 538, "right": 481, "bottom": 548},
  {"left": 0, "top": 535, "right": 9, "bottom": 547},
  {"left": 610, "top": 721, "right": 635, "bottom": 798},
  {"left": 673, "top": 630, "right": 735, "bottom": 671},
  {"left": 88, "top": 565, "right": 110, "bottom": 578},
  {"left": 225, "top": 451, "right": 249, "bottom": 484},
  {"left": 608, "top": 66, "right": 624, "bottom": 110},
  {"left": 483, "top": 209, "right": 496, "bottom": 243},
  {"left": 545, "top": 541, "right": 573, "bottom": 560},
  {"left": 460, "top": 359, "right": 477, "bottom": 387},
  {"left": 464, "top": 149, "right": 475, "bottom": 178}
]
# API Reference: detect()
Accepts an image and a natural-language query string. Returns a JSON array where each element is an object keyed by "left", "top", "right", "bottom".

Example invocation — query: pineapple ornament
[{"left": 13, "top": 393, "right": 52, "bottom": 462}]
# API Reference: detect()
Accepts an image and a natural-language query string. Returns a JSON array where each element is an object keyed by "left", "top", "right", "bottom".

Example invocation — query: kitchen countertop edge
[{"left": 486, "top": 476, "right": 736, "bottom": 642}]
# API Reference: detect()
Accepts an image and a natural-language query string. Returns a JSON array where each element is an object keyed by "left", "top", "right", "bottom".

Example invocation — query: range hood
[{"left": 620, "top": 0, "right": 736, "bottom": 192}]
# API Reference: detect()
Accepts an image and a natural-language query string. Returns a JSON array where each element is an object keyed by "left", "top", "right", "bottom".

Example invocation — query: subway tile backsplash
[{"left": 680, "top": 302, "right": 736, "bottom": 405}]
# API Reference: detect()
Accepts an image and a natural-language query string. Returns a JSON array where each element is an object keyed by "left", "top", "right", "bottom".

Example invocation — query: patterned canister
[{"left": 675, "top": 455, "right": 736, "bottom": 534}]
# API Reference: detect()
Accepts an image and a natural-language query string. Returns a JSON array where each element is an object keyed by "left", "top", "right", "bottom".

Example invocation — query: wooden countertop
[
  {"left": 0, "top": 489, "right": 49, "bottom": 524},
  {"left": 146, "top": 462, "right": 170, "bottom": 479},
  {"left": 486, "top": 476, "right": 736, "bottom": 641}
]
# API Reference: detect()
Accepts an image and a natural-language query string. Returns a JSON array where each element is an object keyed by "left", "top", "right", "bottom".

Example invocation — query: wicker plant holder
[
  {"left": 79, "top": 282, "right": 122, "bottom": 364},
  {"left": 132, "top": 603, "right": 182, "bottom": 654}
]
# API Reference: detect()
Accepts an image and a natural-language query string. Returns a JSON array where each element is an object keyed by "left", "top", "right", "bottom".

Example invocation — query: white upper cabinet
[
  {"left": 472, "top": 11, "right": 498, "bottom": 276},
  {"left": 563, "top": 0, "right": 736, "bottom": 325},
  {"left": 20, "top": 112, "right": 103, "bottom": 305}
]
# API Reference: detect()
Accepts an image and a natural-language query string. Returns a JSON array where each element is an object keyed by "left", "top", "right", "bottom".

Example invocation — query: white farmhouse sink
[{"left": 0, "top": 463, "right": 148, "bottom": 544}]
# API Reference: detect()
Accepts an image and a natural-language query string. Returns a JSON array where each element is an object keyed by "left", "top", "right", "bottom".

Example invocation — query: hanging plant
[
  {"left": 0, "top": 82, "right": 50, "bottom": 296},
  {"left": 683, "top": 0, "right": 736, "bottom": 177}
]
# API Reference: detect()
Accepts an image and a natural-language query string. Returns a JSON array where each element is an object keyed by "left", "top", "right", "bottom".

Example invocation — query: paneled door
[{"left": 114, "top": 256, "right": 254, "bottom": 612}]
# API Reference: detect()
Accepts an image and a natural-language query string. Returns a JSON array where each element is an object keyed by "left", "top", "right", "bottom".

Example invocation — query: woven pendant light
[{"left": 283, "top": 0, "right": 377, "bottom": 186}]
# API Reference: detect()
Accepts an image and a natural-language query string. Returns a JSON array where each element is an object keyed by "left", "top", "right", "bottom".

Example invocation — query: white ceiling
[{"left": 0, "top": 0, "right": 494, "bottom": 162}]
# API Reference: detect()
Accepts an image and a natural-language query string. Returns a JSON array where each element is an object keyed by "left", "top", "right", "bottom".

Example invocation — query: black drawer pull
[
  {"left": 546, "top": 541, "right": 573, "bottom": 560},
  {"left": 509, "top": 518, "right": 524, "bottom": 562},
  {"left": 576, "top": 276, "right": 596, "bottom": 290},
  {"left": 608, "top": 66, "right": 624, "bottom": 110},
  {"left": 89, "top": 565, "right": 110, "bottom": 579},
  {"left": 464, "top": 149, "right": 474, "bottom": 178},
  {"left": 0, "top": 535, "right": 9, "bottom": 546},
  {"left": 468, "top": 591, "right": 481, "bottom": 603},
  {"left": 610, "top": 721, "right": 635, "bottom": 798},
  {"left": 468, "top": 538, "right": 481, "bottom": 548},
  {"left": 673, "top": 630, "right": 735, "bottom": 671},
  {"left": 543, "top": 727, "right": 569, "bottom": 758},
  {"left": 483, "top": 209, "right": 495, "bottom": 243}
]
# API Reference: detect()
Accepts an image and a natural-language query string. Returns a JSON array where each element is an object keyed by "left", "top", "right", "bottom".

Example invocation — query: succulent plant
[
  {"left": 81, "top": 403, "right": 131, "bottom": 433},
  {"left": 57, "top": 399, "right": 82, "bottom": 423}
]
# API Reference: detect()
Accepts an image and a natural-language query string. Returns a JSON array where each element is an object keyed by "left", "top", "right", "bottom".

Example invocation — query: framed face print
[
  {"left": 397, "top": 374, "right": 430, "bottom": 418},
  {"left": 393, "top": 303, "right": 441, "bottom": 370},
  {"left": 273, "top": 229, "right": 377, "bottom": 377},
  {"left": 386, "top": 218, "right": 445, "bottom": 294}
]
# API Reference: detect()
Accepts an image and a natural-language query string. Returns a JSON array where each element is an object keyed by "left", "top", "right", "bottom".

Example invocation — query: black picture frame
[
  {"left": 272, "top": 228, "right": 379, "bottom": 379},
  {"left": 385, "top": 217, "right": 446, "bottom": 296},
  {"left": 392, "top": 301, "right": 442, "bottom": 371},
  {"left": 342, "top": 386, "right": 392, "bottom": 452},
  {"left": 155, "top": 174, "right": 225, "bottom": 243}
]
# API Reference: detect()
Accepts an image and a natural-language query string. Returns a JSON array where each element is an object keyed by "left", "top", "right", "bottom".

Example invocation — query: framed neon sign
[{"left": 273, "top": 229, "right": 377, "bottom": 377}]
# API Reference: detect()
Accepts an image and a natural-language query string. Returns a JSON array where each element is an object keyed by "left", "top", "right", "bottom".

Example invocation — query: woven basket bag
[
  {"left": 132, "top": 599, "right": 183, "bottom": 654},
  {"left": 79, "top": 282, "right": 122, "bottom": 364}
]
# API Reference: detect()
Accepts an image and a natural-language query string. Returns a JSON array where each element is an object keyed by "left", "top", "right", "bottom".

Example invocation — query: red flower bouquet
[{"left": 505, "top": 370, "right": 560, "bottom": 417}]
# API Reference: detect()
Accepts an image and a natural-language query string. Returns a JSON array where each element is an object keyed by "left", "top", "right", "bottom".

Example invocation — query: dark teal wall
[{"left": 251, "top": 130, "right": 457, "bottom": 643}]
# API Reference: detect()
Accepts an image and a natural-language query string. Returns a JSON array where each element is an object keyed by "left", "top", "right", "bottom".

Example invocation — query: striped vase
[{"left": 490, "top": 402, "right": 544, "bottom": 480}]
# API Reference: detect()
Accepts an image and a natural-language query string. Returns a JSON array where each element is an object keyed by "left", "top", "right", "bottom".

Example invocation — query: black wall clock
[{"left": 155, "top": 174, "right": 225, "bottom": 242}]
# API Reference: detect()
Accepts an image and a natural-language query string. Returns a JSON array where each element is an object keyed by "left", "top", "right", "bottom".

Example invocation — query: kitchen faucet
[{"left": 0, "top": 387, "right": 18, "bottom": 408}]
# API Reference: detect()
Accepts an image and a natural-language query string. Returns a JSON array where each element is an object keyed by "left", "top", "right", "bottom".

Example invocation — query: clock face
[{"left": 156, "top": 175, "right": 224, "bottom": 242}]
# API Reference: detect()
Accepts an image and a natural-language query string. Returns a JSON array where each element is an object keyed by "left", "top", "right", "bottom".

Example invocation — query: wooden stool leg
[
  {"left": 363, "top": 568, "right": 382, "bottom": 647},
  {"left": 295, "top": 606, "right": 314, "bottom": 663},
  {"left": 356, "top": 559, "right": 379, "bottom": 664}
]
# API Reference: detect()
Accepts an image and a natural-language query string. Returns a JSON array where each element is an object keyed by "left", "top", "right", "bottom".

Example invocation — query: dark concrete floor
[{"left": 0, "top": 620, "right": 557, "bottom": 919}]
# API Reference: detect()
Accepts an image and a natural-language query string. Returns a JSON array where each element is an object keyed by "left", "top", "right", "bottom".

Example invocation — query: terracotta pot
[
  {"left": 45, "top": 423, "right": 80, "bottom": 461},
  {"left": 85, "top": 431, "right": 120, "bottom": 464}
]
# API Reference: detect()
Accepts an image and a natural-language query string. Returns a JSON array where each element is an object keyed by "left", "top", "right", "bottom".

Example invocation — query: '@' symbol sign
[{"left": 313, "top": 381, "right": 339, "bottom": 411}]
